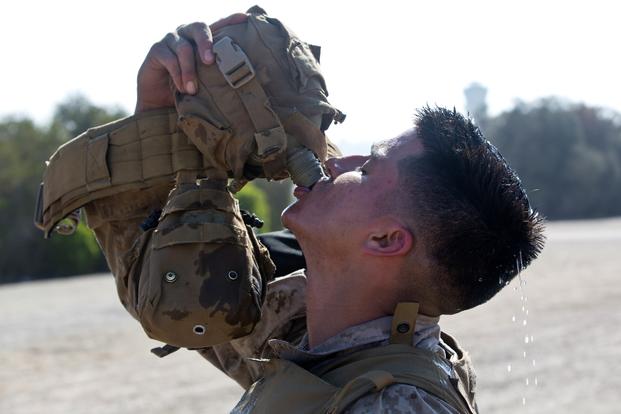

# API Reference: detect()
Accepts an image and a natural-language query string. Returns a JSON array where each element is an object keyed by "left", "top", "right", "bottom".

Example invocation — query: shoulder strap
[
  {"left": 316, "top": 302, "right": 475, "bottom": 414},
  {"left": 318, "top": 345, "right": 473, "bottom": 414}
]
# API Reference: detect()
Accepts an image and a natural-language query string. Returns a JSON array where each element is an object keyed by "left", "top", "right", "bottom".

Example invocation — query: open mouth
[{"left": 292, "top": 176, "right": 331, "bottom": 200}]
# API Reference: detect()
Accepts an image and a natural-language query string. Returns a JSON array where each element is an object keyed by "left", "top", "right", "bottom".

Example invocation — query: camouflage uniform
[
  {"left": 196, "top": 271, "right": 470, "bottom": 413},
  {"left": 38, "top": 108, "right": 477, "bottom": 412}
]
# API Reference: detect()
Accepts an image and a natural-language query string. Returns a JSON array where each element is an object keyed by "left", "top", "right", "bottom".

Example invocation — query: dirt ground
[{"left": 1, "top": 218, "right": 620, "bottom": 413}]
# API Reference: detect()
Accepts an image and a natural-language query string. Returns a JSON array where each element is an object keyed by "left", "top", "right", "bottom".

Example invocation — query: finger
[
  {"left": 149, "top": 41, "right": 184, "bottom": 93},
  {"left": 178, "top": 22, "right": 214, "bottom": 65},
  {"left": 164, "top": 32, "right": 197, "bottom": 94},
  {"left": 209, "top": 13, "right": 248, "bottom": 33}
]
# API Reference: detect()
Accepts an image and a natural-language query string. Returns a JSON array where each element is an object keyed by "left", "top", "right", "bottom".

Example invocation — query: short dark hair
[{"left": 398, "top": 106, "right": 545, "bottom": 312}]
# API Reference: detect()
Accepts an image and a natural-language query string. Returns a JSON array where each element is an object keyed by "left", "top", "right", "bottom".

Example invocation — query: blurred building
[{"left": 464, "top": 82, "right": 488, "bottom": 130}]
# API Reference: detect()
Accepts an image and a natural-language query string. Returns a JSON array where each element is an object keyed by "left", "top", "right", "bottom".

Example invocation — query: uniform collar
[{"left": 266, "top": 314, "right": 441, "bottom": 365}]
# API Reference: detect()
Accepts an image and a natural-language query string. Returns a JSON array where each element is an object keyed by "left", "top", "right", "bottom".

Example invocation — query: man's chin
[
  {"left": 281, "top": 198, "right": 308, "bottom": 234},
  {"left": 281, "top": 202, "right": 298, "bottom": 231}
]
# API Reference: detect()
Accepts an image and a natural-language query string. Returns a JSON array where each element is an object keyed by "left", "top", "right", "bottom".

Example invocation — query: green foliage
[
  {"left": 487, "top": 99, "right": 621, "bottom": 219},
  {"left": 1, "top": 93, "right": 620, "bottom": 282},
  {"left": 0, "top": 95, "right": 124, "bottom": 283},
  {"left": 236, "top": 182, "right": 272, "bottom": 232}
]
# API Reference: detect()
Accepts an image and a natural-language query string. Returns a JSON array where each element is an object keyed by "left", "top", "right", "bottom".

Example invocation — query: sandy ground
[{"left": 1, "top": 218, "right": 620, "bottom": 413}]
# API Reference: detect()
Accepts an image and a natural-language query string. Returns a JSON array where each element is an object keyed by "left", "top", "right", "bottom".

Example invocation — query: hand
[{"left": 135, "top": 13, "right": 248, "bottom": 114}]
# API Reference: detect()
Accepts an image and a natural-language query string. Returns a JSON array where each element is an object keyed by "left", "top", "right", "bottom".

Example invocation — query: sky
[{"left": 1, "top": 0, "right": 619, "bottom": 155}]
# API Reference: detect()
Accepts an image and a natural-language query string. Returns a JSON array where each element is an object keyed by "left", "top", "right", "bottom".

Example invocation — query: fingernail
[
  {"left": 185, "top": 81, "right": 196, "bottom": 95},
  {"left": 204, "top": 50, "right": 214, "bottom": 64}
]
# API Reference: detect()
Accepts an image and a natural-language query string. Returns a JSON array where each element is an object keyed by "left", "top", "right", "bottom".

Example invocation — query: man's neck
[{"left": 304, "top": 267, "right": 394, "bottom": 349}]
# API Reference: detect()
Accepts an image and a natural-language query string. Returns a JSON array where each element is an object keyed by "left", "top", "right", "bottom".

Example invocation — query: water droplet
[
  {"left": 522, "top": 397, "right": 526, "bottom": 406},
  {"left": 532, "top": 359, "right": 536, "bottom": 367},
  {"left": 498, "top": 277, "right": 503, "bottom": 285},
  {"left": 526, "top": 377, "right": 530, "bottom": 386},
  {"left": 507, "top": 364, "right": 512, "bottom": 373},
  {"left": 535, "top": 377, "right": 539, "bottom": 386},
  {"left": 530, "top": 335, "right": 534, "bottom": 343},
  {"left": 521, "top": 306, "right": 525, "bottom": 312},
  {"left": 525, "top": 297, "right": 528, "bottom": 302},
  {"left": 520, "top": 295, "right": 524, "bottom": 301},
  {"left": 523, "top": 351, "right": 527, "bottom": 358},
  {"left": 526, "top": 309, "right": 529, "bottom": 316},
  {"left": 522, "top": 319, "right": 527, "bottom": 326},
  {"left": 512, "top": 315, "right": 516, "bottom": 322},
  {"left": 477, "top": 277, "right": 483, "bottom": 282},
  {"left": 524, "top": 336, "right": 529, "bottom": 344}
]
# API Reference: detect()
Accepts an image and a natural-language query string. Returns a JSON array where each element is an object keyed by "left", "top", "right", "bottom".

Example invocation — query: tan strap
[
  {"left": 35, "top": 108, "right": 207, "bottom": 237},
  {"left": 238, "top": 78, "right": 288, "bottom": 176},
  {"left": 389, "top": 302, "right": 419, "bottom": 345},
  {"left": 326, "top": 370, "right": 395, "bottom": 414},
  {"left": 315, "top": 344, "right": 474, "bottom": 414},
  {"left": 212, "top": 35, "right": 288, "bottom": 179}
]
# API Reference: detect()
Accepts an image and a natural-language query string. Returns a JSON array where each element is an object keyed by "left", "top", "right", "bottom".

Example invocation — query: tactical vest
[{"left": 232, "top": 303, "right": 478, "bottom": 414}]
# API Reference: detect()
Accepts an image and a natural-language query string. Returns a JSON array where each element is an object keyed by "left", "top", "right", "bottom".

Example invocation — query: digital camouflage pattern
[
  {"left": 135, "top": 175, "right": 275, "bottom": 348},
  {"left": 204, "top": 279, "right": 477, "bottom": 414},
  {"left": 175, "top": 6, "right": 345, "bottom": 189},
  {"left": 82, "top": 170, "right": 276, "bottom": 349}
]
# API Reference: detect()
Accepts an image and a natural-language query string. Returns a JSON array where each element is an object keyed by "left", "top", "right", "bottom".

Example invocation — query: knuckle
[
  {"left": 163, "top": 32, "right": 177, "bottom": 44},
  {"left": 189, "top": 21, "right": 208, "bottom": 30},
  {"left": 149, "top": 42, "right": 166, "bottom": 56}
]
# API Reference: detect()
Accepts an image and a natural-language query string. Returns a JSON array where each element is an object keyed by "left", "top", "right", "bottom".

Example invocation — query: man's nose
[{"left": 325, "top": 155, "right": 368, "bottom": 178}]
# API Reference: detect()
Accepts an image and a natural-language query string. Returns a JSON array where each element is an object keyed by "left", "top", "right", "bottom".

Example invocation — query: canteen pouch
[
  {"left": 135, "top": 175, "right": 275, "bottom": 348},
  {"left": 175, "top": 6, "right": 345, "bottom": 190}
]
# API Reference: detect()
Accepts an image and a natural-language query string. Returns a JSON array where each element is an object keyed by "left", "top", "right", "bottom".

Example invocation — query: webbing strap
[
  {"left": 326, "top": 370, "right": 395, "bottom": 414},
  {"left": 317, "top": 345, "right": 474, "bottom": 414},
  {"left": 237, "top": 78, "right": 288, "bottom": 176},
  {"left": 35, "top": 109, "right": 207, "bottom": 237},
  {"left": 389, "top": 302, "right": 419, "bottom": 345},
  {"left": 213, "top": 35, "right": 288, "bottom": 178}
]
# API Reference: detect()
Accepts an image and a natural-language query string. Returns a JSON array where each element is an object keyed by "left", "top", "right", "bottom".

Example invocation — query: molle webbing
[{"left": 35, "top": 108, "right": 207, "bottom": 237}]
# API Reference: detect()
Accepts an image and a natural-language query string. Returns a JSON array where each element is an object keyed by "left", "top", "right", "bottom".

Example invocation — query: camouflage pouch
[
  {"left": 175, "top": 5, "right": 345, "bottom": 191},
  {"left": 137, "top": 173, "right": 275, "bottom": 349}
]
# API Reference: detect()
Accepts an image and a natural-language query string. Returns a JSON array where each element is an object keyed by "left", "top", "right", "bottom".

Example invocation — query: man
[{"left": 72, "top": 12, "right": 545, "bottom": 413}]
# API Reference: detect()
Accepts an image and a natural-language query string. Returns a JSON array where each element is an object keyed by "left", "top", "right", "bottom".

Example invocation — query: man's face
[{"left": 282, "top": 130, "right": 423, "bottom": 252}]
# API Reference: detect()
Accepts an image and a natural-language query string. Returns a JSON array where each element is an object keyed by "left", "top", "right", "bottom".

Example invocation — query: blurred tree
[
  {"left": 0, "top": 95, "right": 124, "bottom": 283},
  {"left": 487, "top": 98, "right": 621, "bottom": 219},
  {"left": 236, "top": 181, "right": 272, "bottom": 232},
  {"left": 252, "top": 179, "right": 292, "bottom": 231},
  {"left": 3, "top": 93, "right": 620, "bottom": 282},
  {"left": 52, "top": 94, "right": 126, "bottom": 139}
]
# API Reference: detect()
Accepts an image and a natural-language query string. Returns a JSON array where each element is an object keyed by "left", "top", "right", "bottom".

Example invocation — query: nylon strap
[
  {"left": 389, "top": 302, "right": 419, "bottom": 345},
  {"left": 35, "top": 108, "right": 207, "bottom": 237},
  {"left": 236, "top": 77, "right": 288, "bottom": 177},
  {"left": 326, "top": 370, "right": 395, "bottom": 413},
  {"left": 214, "top": 32, "right": 289, "bottom": 179}
]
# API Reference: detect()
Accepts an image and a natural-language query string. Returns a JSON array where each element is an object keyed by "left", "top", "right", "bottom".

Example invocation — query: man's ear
[{"left": 363, "top": 222, "right": 413, "bottom": 257}]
